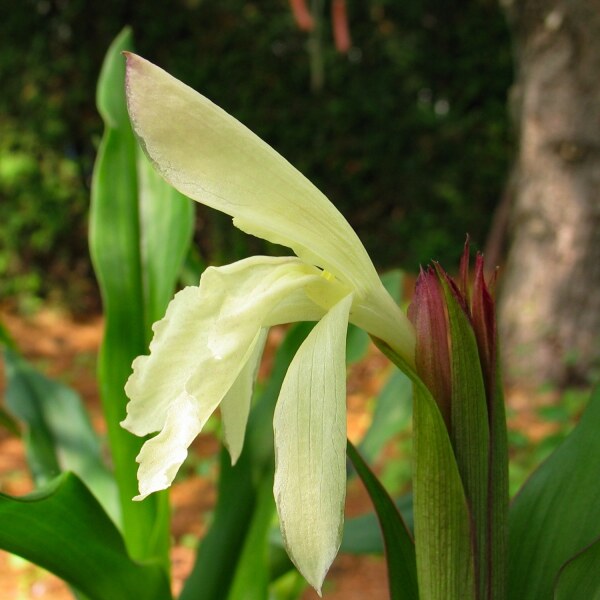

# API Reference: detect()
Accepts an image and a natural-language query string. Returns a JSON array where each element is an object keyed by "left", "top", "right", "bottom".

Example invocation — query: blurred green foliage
[
  {"left": 507, "top": 388, "right": 590, "bottom": 497},
  {"left": 0, "top": 0, "right": 513, "bottom": 310}
]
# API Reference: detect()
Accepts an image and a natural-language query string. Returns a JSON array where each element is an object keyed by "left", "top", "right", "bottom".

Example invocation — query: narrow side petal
[
  {"left": 273, "top": 294, "right": 353, "bottom": 593},
  {"left": 220, "top": 328, "right": 269, "bottom": 465},
  {"left": 124, "top": 53, "right": 381, "bottom": 296}
]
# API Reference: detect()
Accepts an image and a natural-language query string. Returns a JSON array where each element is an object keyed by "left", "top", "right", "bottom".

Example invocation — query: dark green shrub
[{"left": 0, "top": 0, "right": 512, "bottom": 308}]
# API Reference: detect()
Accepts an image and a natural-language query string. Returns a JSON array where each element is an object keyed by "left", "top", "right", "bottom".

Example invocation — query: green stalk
[
  {"left": 90, "top": 27, "right": 193, "bottom": 568},
  {"left": 374, "top": 338, "right": 477, "bottom": 600}
]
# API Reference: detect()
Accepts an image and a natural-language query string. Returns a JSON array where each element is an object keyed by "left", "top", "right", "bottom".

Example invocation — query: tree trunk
[{"left": 499, "top": 0, "right": 600, "bottom": 387}]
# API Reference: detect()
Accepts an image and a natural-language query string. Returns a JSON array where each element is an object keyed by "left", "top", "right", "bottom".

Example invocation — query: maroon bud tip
[
  {"left": 472, "top": 253, "right": 497, "bottom": 397},
  {"left": 459, "top": 235, "right": 471, "bottom": 302},
  {"left": 409, "top": 266, "right": 452, "bottom": 426}
]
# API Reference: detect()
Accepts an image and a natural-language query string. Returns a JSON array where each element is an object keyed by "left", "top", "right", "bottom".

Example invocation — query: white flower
[{"left": 121, "top": 54, "right": 415, "bottom": 592}]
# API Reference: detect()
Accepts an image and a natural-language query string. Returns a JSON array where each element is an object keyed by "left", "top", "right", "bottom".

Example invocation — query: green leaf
[
  {"left": 91, "top": 25, "right": 168, "bottom": 564},
  {"left": 347, "top": 441, "right": 418, "bottom": 600},
  {"left": 269, "top": 570, "right": 307, "bottom": 600},
  {"left": 3, "top": 348, "right": 119, "bottom": 523},
  {"left": 413, "top": 381, "right": 476, "bottom": 600},
  {"left": 136, "top": 145, "right": 194, "bottom": 329},
  {"left": 90, "top": 26, "right": 192, "bottom": 565},
  {"left": 554, "top": 536, "right": 600, "bottom": 599},
  {"left": 0, "top": 472, "right": 171, "bottom": 600},
  {"left": 181, "top": 447, "right": 259, "bottom": 600},
  {"left": 227, "top": 475, "right": 276, "bottom": 600},
  {"left": 487, "top": 368, "right": 509, "bottom": 599},
  {"left": 340, "top": 494, "right": 414, "bottom": 554},
  {"left": 509, "top": 386, "right": 600, "bottom": 600}
]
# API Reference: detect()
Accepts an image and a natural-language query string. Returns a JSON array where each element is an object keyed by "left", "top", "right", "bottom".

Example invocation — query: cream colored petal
[
  {"left": 125, "top": 53, "right": 380, "bottom": 297},
  {"left": 122, "top": 256, "right": 321, "bottom": 437},
  {"left": 133, "top": 390, "right": 201, "bottom": 500},
  {"left": 122, "top": 256, "right": 329, "bottom": 498},
  {"left": 273, "top": 294, "right": 353, "bottom": 593},
  {"left": 122, "top": 285, "right": 209, "bottom": 437},
  {"left": 220, "top": 328, "right": 268, "bottom": 465},
  {"left": 351, "top": 282, "right": 416, "bottom": 369}
]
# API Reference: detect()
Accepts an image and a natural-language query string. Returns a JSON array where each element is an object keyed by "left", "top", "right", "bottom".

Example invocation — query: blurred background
[
  {"left": 1, "top": 0, "right": 600, "bottom": 402},
  {"left": 0, "top": 0, "right": 512, "bottom": 308}
]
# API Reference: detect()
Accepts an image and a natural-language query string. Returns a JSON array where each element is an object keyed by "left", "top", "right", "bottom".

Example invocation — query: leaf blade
[
  {"left": 0, "top": 473, "right": 171, "bottom": 600},
  {"left": 3, "top": 348, "right": 120, "bottom": 523},
  {"left": 509, "top": 386, "right": 600, "bottom": 600},
  {"left": 90, "top": 27, "right": 172, "bottom": 565},
  {"left": 347, "top": 440, "right": 418, "bottom": 600},
  {"left": 554, "top": 536, "right": 600, "bottom": 600},
  {"left": 374, "top": 338, "right": 476, "bottom": 600}
]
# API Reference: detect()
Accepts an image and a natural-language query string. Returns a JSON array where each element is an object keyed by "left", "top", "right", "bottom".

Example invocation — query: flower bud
[{"left": 408, "top": 240, "right": 508, "bottom": 599}]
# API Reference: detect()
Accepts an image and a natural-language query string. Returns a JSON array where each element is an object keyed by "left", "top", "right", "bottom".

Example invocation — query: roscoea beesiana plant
[{"left": 120, "top": 53, "right": 415, "bottom": 592}]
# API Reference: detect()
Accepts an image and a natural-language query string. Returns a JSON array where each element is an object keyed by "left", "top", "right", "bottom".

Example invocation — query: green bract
[{"left": 121, "top": 53, "right": 415, "bottom": 592}]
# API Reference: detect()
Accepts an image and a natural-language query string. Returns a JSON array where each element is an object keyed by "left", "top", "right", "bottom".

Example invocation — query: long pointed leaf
[
  {"left": 340, "top": 494, "right": 414, "bottom": 554},
  {"left": 137, "top": 145, "right": 194, "bottom": 329},
  {"left": 0, "top": 472, "right": 171, "bottom": 600},
  {"left": 508, "top": 386, "right": 600, "bottom": 600},
  {"left": 90, "top": 26, "right": 168, "bottom": 564},
  {"left": 374, "top": 338, "right": 476, "bottom": 600},
  {"left": 180, "top": 447, "right": 258, "bottom": 600},
  {"left": 438, "top": 273, "right": 490, "bottom": 599},
  {"left": 3, "top": 348, "right": 119, "bottom": 523},
  {"left": 412, "top": 382, "right": 476, "bottom": 600},
  {"left": 347, "top": 440, "right": 418, "bottom": 600},
  {"left": 227, "top": 474, "right": 276, "bottom": 600},
  {"left": 90, "top": 26, "right": 193, "bottom": 565}
]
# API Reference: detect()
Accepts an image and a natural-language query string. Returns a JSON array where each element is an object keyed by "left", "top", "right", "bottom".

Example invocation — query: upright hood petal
[
  {"left": 125, "top": 53, "right": 380, "bottom": 297},
  {"left": 125, "top": 53, "right": 416, "bottom": 366}
]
